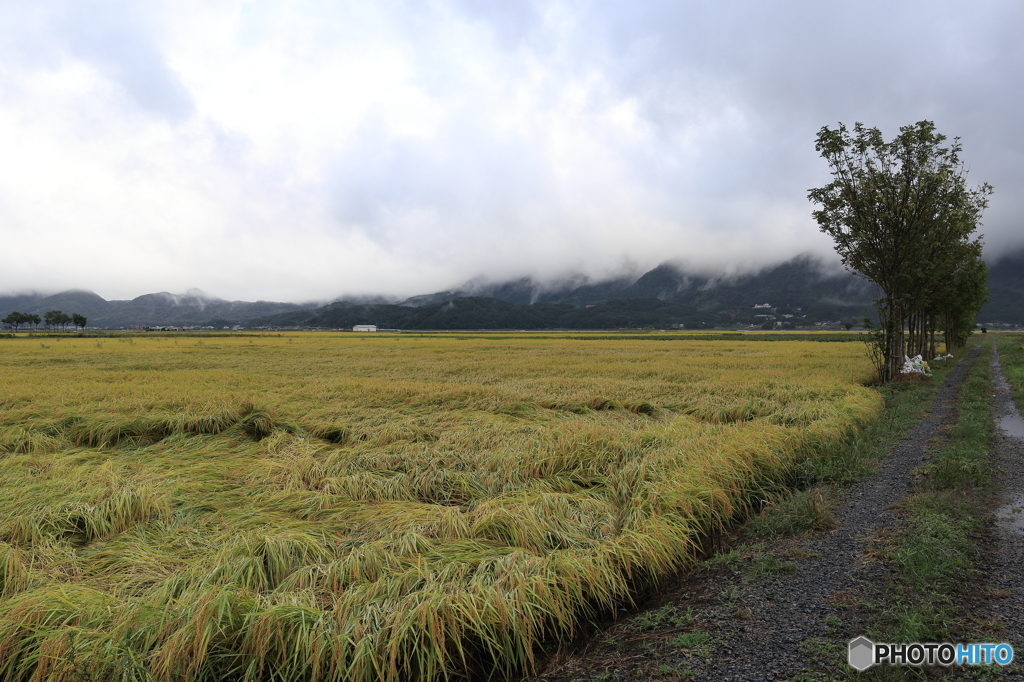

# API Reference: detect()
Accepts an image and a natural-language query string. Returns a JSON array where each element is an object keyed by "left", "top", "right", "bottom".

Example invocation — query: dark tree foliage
[
  {"left": 941, "top": 253, "right": 988, "bottom": 350},
  {"left": 2, "top": 311, "right": 29, "bottom": 331},
  {"left": 43, "top": 310, "right": 73, "bottom": 331},
  {"left": 809, "top": 120, "right": 991, "bottom": 381}
]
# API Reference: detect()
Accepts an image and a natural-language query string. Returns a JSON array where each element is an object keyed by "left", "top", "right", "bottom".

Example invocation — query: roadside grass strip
[{"left": 998, "top": 333, "right": 1024, "bottom": 411}]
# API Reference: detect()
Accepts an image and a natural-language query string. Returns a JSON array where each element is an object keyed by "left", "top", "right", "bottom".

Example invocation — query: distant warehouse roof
[{"left": 352, "top": 325, "right": 377, "bottom": 332}]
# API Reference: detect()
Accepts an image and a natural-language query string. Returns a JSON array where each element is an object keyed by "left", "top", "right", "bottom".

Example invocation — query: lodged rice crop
[{"left": 0, "top": 332, "right": 880, "bottom": 681}]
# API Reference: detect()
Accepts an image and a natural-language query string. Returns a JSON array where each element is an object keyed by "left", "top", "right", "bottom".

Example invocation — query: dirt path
[
  {"left": 985, "top": 345, "right": 1024, "bottom": 668},
  {"left": 530, "top": 346, "right": 982, "bottom": 681}
]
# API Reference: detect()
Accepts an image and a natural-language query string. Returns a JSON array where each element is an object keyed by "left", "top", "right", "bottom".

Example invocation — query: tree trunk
[
  {"left": 928, "top": 316, "right": 937, "bottom": 359},
  {"left": 885, "top": 302, "right": 905, "bottom": 381}
]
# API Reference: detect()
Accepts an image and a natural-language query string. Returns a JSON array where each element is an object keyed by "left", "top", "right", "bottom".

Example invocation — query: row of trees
[
  {"left": 2, "top": 310, "right": 87, "bottom": 332},
  {"left": 809, "top": 120, "right": 991, "bottom": 381}
]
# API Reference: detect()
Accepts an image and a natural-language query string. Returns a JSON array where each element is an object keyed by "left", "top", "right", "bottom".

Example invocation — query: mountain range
[
  {"left": 0, "top": 289, "right": 303, "bottom": 329},
  {"left": 2, "top": 249, "right": 1022, "bottom": 330}
]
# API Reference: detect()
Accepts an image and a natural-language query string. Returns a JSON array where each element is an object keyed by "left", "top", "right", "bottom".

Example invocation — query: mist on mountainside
[{"left": 4, "top": 248, "right": 1023, "bottom": 329}]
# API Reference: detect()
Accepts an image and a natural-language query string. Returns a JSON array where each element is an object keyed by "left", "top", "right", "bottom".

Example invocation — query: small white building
[{"left": 352, "top": 325, "right": 377, "bottom": 332}]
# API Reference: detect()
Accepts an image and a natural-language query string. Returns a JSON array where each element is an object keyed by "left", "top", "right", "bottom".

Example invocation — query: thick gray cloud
[
  {"left": 56, "top": 1, "right": 195, "bottom": 121},
  {"left": 0, "top": 0, "right": 1019, "bottom": 301}
]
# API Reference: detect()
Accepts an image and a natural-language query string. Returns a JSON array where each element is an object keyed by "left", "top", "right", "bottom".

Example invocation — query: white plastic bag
[{"left": 900, "top": 354, "right": 932, "bottom": 376}]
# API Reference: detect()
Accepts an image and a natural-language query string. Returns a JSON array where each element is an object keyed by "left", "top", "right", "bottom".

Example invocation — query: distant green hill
[
  {"left": 251, "top": 255, "right": 879, "bottom": 329},
  {"left": 609, "top": 254, "right": 875, "bottom": 316},
  {"left": 978, "top": 250, "right": 1024, "bottom": 324},
  {"left": 251, "top": 250, "right": 1023, "bottom": 329},
  {"left": 0, "top": 289, "right": 303, "bottom": 329},
  {"left": 3, "top": 249, "right": 1021, "bottom": 330}
]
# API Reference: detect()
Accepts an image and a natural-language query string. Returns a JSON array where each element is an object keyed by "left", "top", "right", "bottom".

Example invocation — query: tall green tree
[
  {"left": 940, "top": 252, "right": 988, "bottom": 351},
  {"left": 72, "top": 313, "right": 87, "bottom": 331},
  {"left": 2, "top": 311, "right": 29, "bottom": 331},
  {"left": 808, "top": 120, "right": 991, "bottom": 380},
  {"left": 43, "top": 310, "right": 72, "bottom": 331}
]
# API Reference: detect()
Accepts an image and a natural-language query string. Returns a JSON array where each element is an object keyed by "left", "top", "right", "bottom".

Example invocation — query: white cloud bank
[{"left": 0, "top": 0, "right": 1020, "bottom": 301}]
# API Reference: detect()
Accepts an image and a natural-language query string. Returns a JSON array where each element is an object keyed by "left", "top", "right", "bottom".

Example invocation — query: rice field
[{"left": 0, "top": 332, "right": 881, "bottom": 681}]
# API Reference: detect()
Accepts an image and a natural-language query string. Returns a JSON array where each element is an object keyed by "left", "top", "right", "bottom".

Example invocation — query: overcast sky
[{"left": 1, "top": 1, "right": 1021, "bottom": 302}]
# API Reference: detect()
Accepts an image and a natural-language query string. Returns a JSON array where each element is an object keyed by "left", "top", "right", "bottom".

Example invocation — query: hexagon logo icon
[{"left": 848, "top": 636, "right": 875, "bottom": 671}]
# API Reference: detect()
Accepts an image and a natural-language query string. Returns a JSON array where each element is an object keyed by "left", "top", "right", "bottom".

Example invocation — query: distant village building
[
  {"left": 752, "top": 303, "right": 772, "bottom": 309},
  {"left": 353, "top": 325, "right": 377, "bottom": 332}
]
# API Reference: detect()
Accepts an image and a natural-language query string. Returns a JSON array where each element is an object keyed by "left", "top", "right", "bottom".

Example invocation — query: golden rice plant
[
  {"left": 0, "top": 332, "right": 881, "bottom": 681},
  {"left": 0, "top": 427, "right": 65, "bottom": 456}
]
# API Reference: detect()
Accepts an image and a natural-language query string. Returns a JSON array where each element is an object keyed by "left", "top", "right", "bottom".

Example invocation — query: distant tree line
[
  {"left": 809, "top": 120, "right": 991, "bottom": 381},
  {"left": 2, "top": 311, "right": 87, "bottom": 332}
]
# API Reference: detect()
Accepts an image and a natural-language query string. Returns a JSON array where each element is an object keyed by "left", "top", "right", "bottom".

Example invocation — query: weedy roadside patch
[
  {"left": 999, "top": 334, "right": 1024, "bottom": 412},
  {"left": 748, "top": 487, "right": 838, "bottom": 537},
  {"left": 748, "top": 555, "right": 798, "bottom": 578},
  {"left": 622, "top": 604, "right": 697, "bottom": 632}
]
